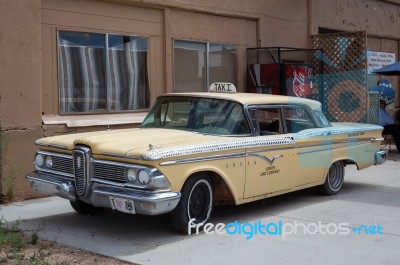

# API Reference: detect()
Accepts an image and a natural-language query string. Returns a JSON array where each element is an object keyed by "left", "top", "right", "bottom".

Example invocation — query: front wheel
[
  {"left": 170, "top": 174, "right": 213, "bottom": 234},
  {"left": 70, "top": 200, "right": 104, "bottom": 214},
  {"left": 320, "top": 161, "right": 345, "bottom": 195}
]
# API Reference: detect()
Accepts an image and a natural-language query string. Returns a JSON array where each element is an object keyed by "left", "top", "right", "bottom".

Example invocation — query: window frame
[
  {"left": 246, "top": 104, "right": 321, "bottom": 135},
  {"left": 57, "top": 29, "right": 150, "bottom": 115},
  {"left": 172, "top": 39, "right": 238, "bottom": 92},
  {"left": 248, "top": 107, "right": 284, "bottom": 136}
]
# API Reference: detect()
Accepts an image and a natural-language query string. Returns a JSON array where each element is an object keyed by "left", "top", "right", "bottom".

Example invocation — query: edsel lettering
[{"left": 348, "top": 132, "right": 364, "bottom": 137}]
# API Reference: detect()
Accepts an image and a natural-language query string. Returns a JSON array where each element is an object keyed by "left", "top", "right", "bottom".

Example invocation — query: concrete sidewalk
[
  {"left": 1, "top": 152, "right": 400, "bottom": 265},
  {"left": 385, "top": 144, "right": 400, "bottom": 161}
]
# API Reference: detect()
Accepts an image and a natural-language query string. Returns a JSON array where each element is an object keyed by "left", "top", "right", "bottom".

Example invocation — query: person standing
[{"left": 379, "top": 99, "right": 400, "bottom": 153}]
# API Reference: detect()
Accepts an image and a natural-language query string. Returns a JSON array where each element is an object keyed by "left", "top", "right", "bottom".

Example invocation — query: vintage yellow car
[{"left": 26, "top": 83, "right": 387, "bottom": 233}]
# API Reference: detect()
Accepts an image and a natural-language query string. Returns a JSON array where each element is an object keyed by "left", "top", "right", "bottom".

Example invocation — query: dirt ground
[
  {"left": 0, "top": 232, "right": 133, "bottom": 265},
  {"left": 0, "top": 195, "right": 136, "bottom": 265}
]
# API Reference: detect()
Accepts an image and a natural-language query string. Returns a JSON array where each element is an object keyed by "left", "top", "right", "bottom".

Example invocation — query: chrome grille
[
  {"left": 52, "top": 156, "right": 73, "bottom": 175},
  {"left": 93, "top": 163, "right": 126, "bottom": 183},
  {"left": 73, "top": 148, "right": 89, "bottom": 197}
]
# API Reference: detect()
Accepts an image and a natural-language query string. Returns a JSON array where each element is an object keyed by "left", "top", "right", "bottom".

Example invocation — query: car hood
[{"left": 36, "top": 128, "right": 229, "bottom": 158}]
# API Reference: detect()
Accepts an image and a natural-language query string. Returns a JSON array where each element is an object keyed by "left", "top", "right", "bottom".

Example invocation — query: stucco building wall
[{"left": 0, "top": 0, "right": 42, "bottom": 200}]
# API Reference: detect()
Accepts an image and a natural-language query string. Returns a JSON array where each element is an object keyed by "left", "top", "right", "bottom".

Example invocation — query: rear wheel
[
  {"left": 321, "top": 161, "right": 344, "bottom": 195},
  {"left": 70, "top": 200, "right": 104, "bottom": 214},
  {"left": 170, "top": 174, "right": 213, "bottom": 234}
]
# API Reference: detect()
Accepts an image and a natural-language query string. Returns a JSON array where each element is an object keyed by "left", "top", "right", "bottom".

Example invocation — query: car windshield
[{"left": 141, "top": 96, "right": 251, "bottom": 135}]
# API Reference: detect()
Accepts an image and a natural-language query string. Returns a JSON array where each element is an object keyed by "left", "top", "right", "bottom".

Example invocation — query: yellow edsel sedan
[{"left": 26, "top": 83, "right": 387, "bottom": 233}]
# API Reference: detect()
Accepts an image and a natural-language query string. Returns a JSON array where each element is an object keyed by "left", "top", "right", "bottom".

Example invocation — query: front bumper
[
  {"left": 26, "top": 171, "right": 181, "bottom": 215},
  {"left": 375, "top": 148, "right": 388, "bottom": 165}
]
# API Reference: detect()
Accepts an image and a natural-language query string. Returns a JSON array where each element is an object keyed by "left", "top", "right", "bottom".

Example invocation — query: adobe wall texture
[
  {"left": 110, "top": 0, "right": 310, "bottom": 48},
  {"left": 0, "top": 0, "right": 42, "bottom": 201},
  {"left": 310, "top": 0, "right": 400, "bottom": 37}
]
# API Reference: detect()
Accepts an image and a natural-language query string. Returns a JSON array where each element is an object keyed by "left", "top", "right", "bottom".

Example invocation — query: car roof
[{"left": 162, "top": 92, "right": 321, "bottom": 110}]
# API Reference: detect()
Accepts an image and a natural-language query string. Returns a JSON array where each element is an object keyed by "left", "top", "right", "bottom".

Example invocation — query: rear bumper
[
  {"left": 375, "top": 148, "right": 388, "bottom": 165},
  {"left": 26, "top": 171, "right": 181, "bottom": 215}
]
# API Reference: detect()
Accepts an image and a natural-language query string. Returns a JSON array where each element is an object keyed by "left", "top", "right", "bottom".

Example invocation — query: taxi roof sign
[{"left": 208, "top": 82, "right": 237, "bottom": 93}]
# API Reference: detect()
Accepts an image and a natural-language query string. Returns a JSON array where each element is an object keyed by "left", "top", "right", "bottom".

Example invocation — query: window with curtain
[
  {"left": 174, "top": 40, "right": 237, "bottom": 92},
  {"left": 58, "top": 31, "right": 149, "bottom": 113}
]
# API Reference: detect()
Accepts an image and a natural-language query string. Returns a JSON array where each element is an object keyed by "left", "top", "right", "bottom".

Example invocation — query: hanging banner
[{"left": 367, "top": 51, "right": 396, "bottom": 74}]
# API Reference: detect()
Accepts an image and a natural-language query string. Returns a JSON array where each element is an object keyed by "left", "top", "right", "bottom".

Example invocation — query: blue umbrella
[{"left": 373, "top": 61, "right": 400, "bottom": 75}]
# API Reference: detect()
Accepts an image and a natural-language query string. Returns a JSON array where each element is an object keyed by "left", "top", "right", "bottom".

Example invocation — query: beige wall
[
  {"left": 166, "top": 9, "right": 258, "bottom": 91},
  {"left": 310, "top": 0, "right": 400, "bottom": 37},
  {"left": 0, "top": 0, "right": 42, "bottom": 200},
  {"left": 0, "top": 0, "right": 42, "bottom": 130},
  {"left": 115, "top": 0, "right": 310, "bottom": 46}
]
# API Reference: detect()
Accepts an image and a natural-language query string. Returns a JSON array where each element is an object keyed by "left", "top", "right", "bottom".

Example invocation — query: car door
[
  {"left": 283, "top": 106, "right": 332, "bottom": 187},
  {"left": 244, "top": 106, "right": 297, "bottom": 198}
]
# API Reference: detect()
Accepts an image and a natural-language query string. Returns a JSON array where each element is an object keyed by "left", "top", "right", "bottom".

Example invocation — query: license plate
[{"left": 109, "top": 197, "right": 136, "bottom": 214}]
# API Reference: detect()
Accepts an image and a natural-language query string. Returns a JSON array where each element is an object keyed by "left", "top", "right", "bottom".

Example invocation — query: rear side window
[
  {"left": 283, "top": 107, "right": 317, "bottom": 133},
  {"left": 249, "top": 108, "right": 282, "bottom": 135}
]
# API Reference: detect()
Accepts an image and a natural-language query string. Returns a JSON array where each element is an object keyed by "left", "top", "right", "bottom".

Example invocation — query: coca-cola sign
[{"left": 286, "top": 64, "right": 313, "bottom": 98}]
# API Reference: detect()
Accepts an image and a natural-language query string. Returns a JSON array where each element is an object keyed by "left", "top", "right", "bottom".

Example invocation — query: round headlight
[
  {"left": 126, "top": 168, "right": 137, "bottom": 183},
  {"left": 45, "top": 156, "right": 53, "bottom": 169},
  {"left": 138, "top": 170, "right": 150, "bottom": 185},
  {"left": 35, "top": 154, "right": 44, "bottom": 167}
]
